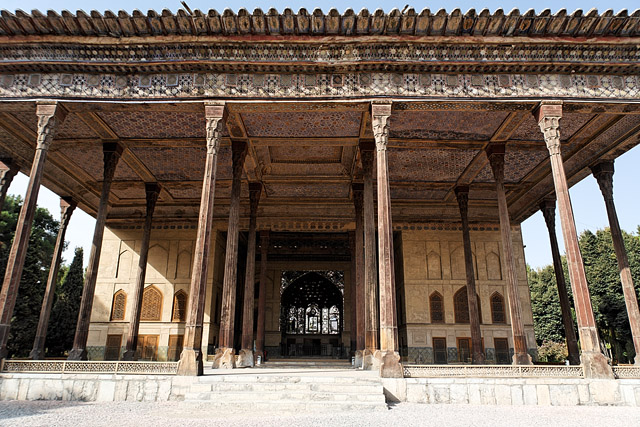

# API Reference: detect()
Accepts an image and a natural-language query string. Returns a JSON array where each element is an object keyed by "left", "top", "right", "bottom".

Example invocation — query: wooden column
[
  {"left": 352, "top": 184, "right": 366, "bottom": 357},
  {"left": 359, "top": 141, "right": 379, "bottom": 364},
  {"left": 29, "top": 197, "right": 77, "bottom": 360},
  {"left": 255, "top": 230, "right": 269, "bottom": 358},
  {"left": 349, "top": 231, "right": 357, "bottom": 356},
  {"left": 371, "top": 102, "right": 402, "bottom": 378},
  {"left": 68, "top": 142, "right": 122, "bottom": 361},
  {"left": 178, "top": 101, "right": 225, "bottom": 376},
  {"left": 238, "top": 182, "right": 262, "bottom": 367},
  {"left": 591, "top": 160, "right": 640, "bottom": 366},
  {"left": 534, "top": 101, "right": 612, "bottom": 378},
  {"left": 486, "top": 143, "right": 532, "bottom": 366},
  {"left": 122, "top": 183, "right": 161, "bottom": 361},
  {"left": 0, "top": 158, "right": 19, "bottom": 213},
  {"left": 540, "top": 199, "right": 581, "bottom": 365},
  {"left": 214, "top": 140, "right": 247, "bottom": 369},
  {"left": 0, "top": 102, "right": 66, "bottom": 359},
  {"left": 454, "top": 186, "right": 485, "bottom": 364}
]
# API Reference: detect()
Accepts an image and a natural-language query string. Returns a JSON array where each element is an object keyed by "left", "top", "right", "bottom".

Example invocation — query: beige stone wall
[{"left": 399, "top": 225, "right": 536, "bottom": 363}]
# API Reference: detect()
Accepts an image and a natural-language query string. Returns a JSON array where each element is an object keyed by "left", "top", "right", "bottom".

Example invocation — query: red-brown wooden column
[
  {"left": 0, "top": 102, "right": 66, "bottom": 359},
  {"left": 454, "top": 186, "right": 485, "bottom": 364},
  {"left": 29, "top": 197, "right": 77, "bottom": 360},
  {"left": 535, "top": 101, "right": 612, "bottom": 378},
  {"left": 591, "top": 160, "right": 640, "bottom": 365},
  {"left": 214, "top": 140, "right": 248, "bottom": 369},
  {"left": 68, "top": 142, "right": 122, "bottom": 361},
  {"left": 255, "top": 230, "right": 269, "bottom": 359},
  {"left": 349, "top": 231, "right": 357, "bottom": 357},
  {"left": 178, "top": 102, "right": 226, "bottom": 376},
  {"left": 486, "top": 143, "right": 532, "bottom": 366},
  {"left": 371, "top": 102, "right": 402, "bottom": 378},
  {"left": 122, "top": 183, "right": 161, "bottom": 361},
  {"left": 352, "top": 184, "right": 366, "bottom": 365},
  {"left": 239, "top": 182, "right": 262, "bottom": 367},
  {"left": 0, "top": 158, "right": 19, "bottom": 213},
  {"left": 540, "top": 199, "right": 581, "bottom": 365},
  {"left": 359, "top": 141, "right": 379, "bottom": 368}
]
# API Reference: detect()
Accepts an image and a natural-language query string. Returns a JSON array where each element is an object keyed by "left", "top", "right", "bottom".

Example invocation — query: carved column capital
[
  {"left": 248, "top": 182, "right": 262, "bottom": 217},
  {"left": 539, "top": 198, "right": 557, "bottom": 230},
  {"left": 204, "top": 102, "right": 226, "bottom": 155},
  {"left": 35, "top": 102, "right": 67, "bottom": 151},
  {"left": 352, "top": 183, "right": 364, "bottom": 210},
  {"left": 59, "top": 197, "right": 78, "bottom": 229},
  {"left": 102, "top": 142, "right": 123, "bottom": 183},
  {"left": 360, "top": 144, "right": 375, "bottom": 176},
  {"left": 231, "top": 140, "right": 248, "bottom": 180},
  {"left": 454, "top": 185, "right": 470, "bottom": 217},
  {"left": 371, "top": 102, "right": 392, "bottom": 152},
  {"left": 486, "top": 143, "right": 506, "bottom": 184},
  {"left": 534, "top": 101, "right": 563, "bottom": 156},
  {"left": 590, "top": 160, "right": 615, "bottom": 202},
  {"left": 144, "top": 182, "right": 161, "bottom": 216}
]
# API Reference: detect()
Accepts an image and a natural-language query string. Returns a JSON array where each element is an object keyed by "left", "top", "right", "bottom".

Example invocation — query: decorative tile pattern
[
  {"left": 130, "top": 146, "right": 206, "bottom": 181},
  {"left": 269, "top": 145, "right": 343, "bottom": 163},
  {"left": 390, "top": 111, "right": 509, "bottom": 140},
  {"left": 390, "top": 187, "right": 448, "bottom": 200},
  {"left": 474, "top": 148, "right": 549, "bottom": 183},
  {"left": 388, "top": 148, "right": 478, "bottom": 182},
  {"left": 264, "top": 182, "right": 350, "bottom": 198},
  {"left": 242, "top": 112, "right": 361, "bottom": 138},
  {"left": 58, "top": 144, "right": 139, "bottom": 181},
  {"left": 97, "top": 111, "right": 208, "bottom": 139},
  {"left": 1, "top": 72, "right": 638, "bottom": 101}
]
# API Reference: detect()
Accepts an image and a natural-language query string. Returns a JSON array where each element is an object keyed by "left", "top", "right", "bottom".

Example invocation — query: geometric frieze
[{"left": 0, "top": 72, "right": 638, "bottom": 101}]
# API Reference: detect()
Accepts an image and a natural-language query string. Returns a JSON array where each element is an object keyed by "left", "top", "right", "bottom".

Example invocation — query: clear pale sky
[{"left": 4, "top": 1, "right": 640, "bottom": 269}]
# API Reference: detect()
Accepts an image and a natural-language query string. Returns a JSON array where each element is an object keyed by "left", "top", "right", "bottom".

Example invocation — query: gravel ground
[{"left": 0, "top": 401, "right": 639, "bottom": 427}]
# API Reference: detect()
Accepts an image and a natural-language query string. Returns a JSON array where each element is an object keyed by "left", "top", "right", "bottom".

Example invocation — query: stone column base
[
  {"left": 512, "top": 352, "right": 533, "bottom": 366},
  {"left": 362, "top": 349, "right": 378, "bottom": 370},
  {"left": 28, "top": 349, "right": 44, "bottom": 360},
  {"left": 379, "top": 350, "right": 403, "bottom": 378},
  {"left": 212, "top": 347, "right": 236, "bottom": 369},
  {"left": 67, "top": 348, "right": 88, "bottom": 361},
  {"left": 582, "top": 351, "right": 614, "bottom": 379},
  {"left": 177, "top": 348, "right": 203, "bottom": 376},
  {"left": 237, "top": 349, "right": 254, "bottom": 368},
  {"left": 121, "top": 350, "right": 136, "bottom": 361},
  {"left": 354, "top": 350, "right": 364, "bottom": 368}
]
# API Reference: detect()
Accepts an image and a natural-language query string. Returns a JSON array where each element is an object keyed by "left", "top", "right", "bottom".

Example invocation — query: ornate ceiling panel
[
  {"left": 58, "top": 143, "right": 139, "bottom": 181},
  {"left": 97, "top": 111, "right": 208, "bottom": 139},
  {"left": 390, "top": 110, "right": 509, "bottom": 140},
  {"left": 390, "top": 186, "right": 448, "bottom": 200},
  {"left": 270, "top": 146, "right": 342, "bottom": 164},
  {"left": 264, "top": 182, "right": 350, "bottom": 199},
  {"left": 130, "top": 146, "right": 206, "bottom": 181},
  {"left": 474, "top": 147, "right": 549, "bottom": 183},
  {"left": 242, "top": 112, "right": 361, "bottom": 138},
  {"left": 388, "top": 148, "right": 478, "bottom": 182}
]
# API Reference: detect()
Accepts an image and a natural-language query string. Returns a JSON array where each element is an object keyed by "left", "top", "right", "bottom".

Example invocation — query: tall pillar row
[
  {"left": 122, "top": 183, "right": 161, "bottom": 361},
  {"left": 352, "top": 183, "right": 366, "bottom": 367},
  {"left": 539, "top": 199, "right": 581, "bottom": 365},
  {"left": 0, "top": 102, "right": 67, "bottom": 359},
  {"left": 255, "top": 230, "right": 269, "bottom": 359},
  {"left": 238, "top": 182, "right": 262, "bottom": 367},
  {"left": 214, "top": 140, "right": 247, "bottom": 369},
  {"left": 591, "top": 160, "right": 640, "bottom": 366},
  {"left": 178, "top": 102, "right": 225, "bottom": 376},
  {"left": 29, "top": 197, "right": 77, "bottom": 360},
  {"left": 534, "top": 101, "right": 613, "bottom": 378},
  {"left": 486, "top": 143, "right": 532, "bottom": 366}
]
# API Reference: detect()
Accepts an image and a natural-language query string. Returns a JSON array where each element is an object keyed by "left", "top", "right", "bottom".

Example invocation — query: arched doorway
[{"left": 280, "top": 271, "right": 345, "bottom": 358}]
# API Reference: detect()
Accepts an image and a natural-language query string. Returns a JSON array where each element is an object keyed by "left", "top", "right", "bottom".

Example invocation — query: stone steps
[
  {"left": 259, "top": 359, "right": 354, "bottom": 370},
  {"left": 183, "top": 372, "right": 388, "bottom": 411}
]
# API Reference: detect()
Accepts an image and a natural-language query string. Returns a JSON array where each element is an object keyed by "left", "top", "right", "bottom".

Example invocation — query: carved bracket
[
  {"left": 35, "top": 102, "right": 67, "bottom": 151},
  {"left": 371, "top": 102, "right": 392, "bottom": 152}
]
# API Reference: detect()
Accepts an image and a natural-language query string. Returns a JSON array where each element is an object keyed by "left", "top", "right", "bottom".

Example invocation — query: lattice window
[
  {"left": 172, "top": 290, "right": 187, "bottom": 322},
  {"left": 491, "top": 292, "right": 506, "bottom": 324},
  {"left": 111, "top": 290, "right": 126, "bottom": 321},
  {"left": 141, "top": 285, "right": 163, "bottom": 321},
  {"left": 430, "top": 292, "right": 444, "bottom": 323},
  {"left": 454, "top": 287, "right": 470, "bottom": 324}
]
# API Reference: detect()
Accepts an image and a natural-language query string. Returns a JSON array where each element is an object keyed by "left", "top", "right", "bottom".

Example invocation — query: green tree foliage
[
  {"left": 0, "top": 195, "right": 59, "bottom": 357},
  {"left": 528, "top": 265, "right": 571, "bottom": 344},
  {"left": 46, "top": 247, "right": 84, "bottom": 357}
]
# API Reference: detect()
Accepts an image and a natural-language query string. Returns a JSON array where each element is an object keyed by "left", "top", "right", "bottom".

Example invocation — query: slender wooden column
[
  {"left": 178, "top": 102, "right": 226, "bottom": 376},
  {"left": 0, "top": 158, "right": 19, "bottom": 213},
  {"left": 68, "top": 142, "right": 122, "bottom": 361},
  {"left": 238, "top": 182, "right": 262, "bottom": 367},
  {"left": 540, "top": 199, "right": 581, "bottom": 365},
  {"left": 0, "top": 102, "right": 66, "bottom": 359},
  {"left": 371, "top": 102, "right": 402, "bottom": 378},
  {"left": 349, "top": 231, "right": 357, "bottom": 356},
  {"left": 360, "top": 141, "right": 379, "bottom": 359},
  {"left": 29, "top": 197, "right": 77, "bottom": 360},
  {"left": 486, "top": 143, "right": 532, "bottom": 366},
  {"left": 591, "top": 160, "right": 640, "bottom": 366},
  {"left": 255, "top": 230, "right": 269, "bottom": 358},
  {"left": 352, "top": 184, "right": 366, "bottom": 354},
  {"left": 454, "top": 186, "right": 485, "bottom": 364},
  {"left": 215, "top": 140, "right": 247, "bottom": 369},
  {"left": 534, "top": 101, "right": 612, "bottom": 378},
  {"left": 122, "top": 183, "right": 161, "bottom": 361}
]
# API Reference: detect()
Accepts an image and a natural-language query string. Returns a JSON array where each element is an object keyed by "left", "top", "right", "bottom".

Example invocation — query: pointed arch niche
[
  {"left": 429, "top": 291, "right": 444, "bottom": 324},
  {"left": 111, "top": 290, "right": 127, "bottom": 321},
  {"left": 453, "top": 287, "right": 482, "bottom": 324},
  {"left": 141, "top": 285, "right": 163, "bottom": 321},
  {"left": 172, "top": 290, "right": 188, "bottom": 322}
]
